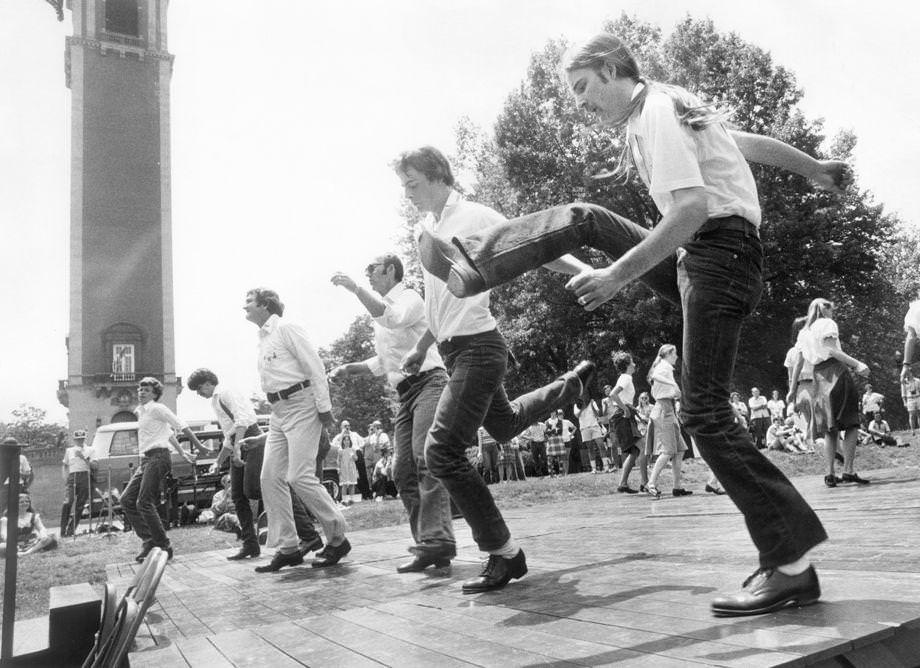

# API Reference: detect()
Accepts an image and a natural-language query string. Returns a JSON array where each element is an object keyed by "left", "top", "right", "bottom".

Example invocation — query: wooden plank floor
[{"left": 115, "top": 466, "right": 920, "bottom": 667}]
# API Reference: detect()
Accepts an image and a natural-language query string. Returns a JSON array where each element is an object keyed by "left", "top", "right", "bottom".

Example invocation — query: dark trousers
[
  {"left": 60, "top": 471, "right": 91, "bottom": 536},
  {"left": 530, "top": 441, "right": 548, "bottom": 476},
  {"left": 425, "top": 328, "right": 583, "bottom": 552},
  {"left": 449, "top": 203, "right": 827, "bottom": 566},
  {"left": 122, "top": 448, "right": 172, "bottom": 550},
  {"left": 234, "top": 442, "right": 321, "bottom": 549},
  {"left": 392, "top": 370, "right": 455, "bottom": 549}
]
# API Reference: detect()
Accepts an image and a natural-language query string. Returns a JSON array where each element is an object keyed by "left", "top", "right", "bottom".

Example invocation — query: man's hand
[
  {"left": 811, "top": 160, "right": 852, "bottom": 195},
  {"left": 318, "top": 411, "right": 337, "bottom": 432},
  {"left": 855, "top": 362, "right": 870, "bottom": 378},
  {"left": 565, "top": 265, "right": 627, "bottom": 311},
  {"left": 328, "top": 364, "right": 348, "bottom": 383},
  {"left": 401, "top": 347, "right": 425, "bottom": 376},
  {"left": 330, "top": 272, "right": 358, "bottom": 293}
]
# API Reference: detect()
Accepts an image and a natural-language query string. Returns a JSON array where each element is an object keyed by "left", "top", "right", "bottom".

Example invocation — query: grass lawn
[{"left": 3, "top": 434, "right": 918, "bottom": 621}]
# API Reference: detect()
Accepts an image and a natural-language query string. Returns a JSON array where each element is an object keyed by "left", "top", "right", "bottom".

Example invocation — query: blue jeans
[
  {"left": 450, "top": 203, "right": 827, "bottom": 567},
  {"left": 122, "top": 448, "right": 172, "bottom": 550},
  {"left": 392, "top": 370, "right": 455, "bottom": 550},
  {"left": 425, "top": 329, "right": 583, "bottom": 552}
]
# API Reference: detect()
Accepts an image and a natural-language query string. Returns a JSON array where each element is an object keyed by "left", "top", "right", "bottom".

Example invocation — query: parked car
[{"left": 87, "top": 422, "right": 224, "bottom": 509}]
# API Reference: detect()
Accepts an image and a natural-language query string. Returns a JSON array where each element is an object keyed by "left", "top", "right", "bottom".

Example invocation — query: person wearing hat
[{"left": 60, "top": 429, "right": 91, "bottom": 537}]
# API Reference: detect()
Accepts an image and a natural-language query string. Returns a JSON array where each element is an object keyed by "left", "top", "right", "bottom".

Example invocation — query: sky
[{"left": 2, "top": 0, "right": 919, "bottom": 426}]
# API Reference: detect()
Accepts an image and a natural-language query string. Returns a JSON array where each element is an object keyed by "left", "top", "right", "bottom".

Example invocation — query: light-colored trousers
[{"left": 261, "top": 393, "right": 347, "bottom": 550}]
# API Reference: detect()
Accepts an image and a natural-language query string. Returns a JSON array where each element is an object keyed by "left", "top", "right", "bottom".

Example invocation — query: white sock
[
  {"left": 776, "top": 556, "right": 810, "bottom": 576},
  {"left": 489, "top": 539, "right": 520, "bottom": 558}
]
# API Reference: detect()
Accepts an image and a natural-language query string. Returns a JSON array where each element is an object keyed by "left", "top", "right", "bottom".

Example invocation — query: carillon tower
[{"left": 58, "top": 0, "right": 179, "bottom": 440}]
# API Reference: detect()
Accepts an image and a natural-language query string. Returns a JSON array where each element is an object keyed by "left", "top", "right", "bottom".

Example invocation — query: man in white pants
[{"left": 244, "top": 287, "right": 350, "bottom": 571}]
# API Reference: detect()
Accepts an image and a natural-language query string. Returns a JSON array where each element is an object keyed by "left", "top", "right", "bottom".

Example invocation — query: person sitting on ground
[
  {"left": 372, "top": 446, "right": 398, "bottom": 500},
  {"left": 0, "top": 494, "right": 59, "bottom": 557},
  {"left": 766, "top": 416, "right": 807, "bottom": 454},
  {"left": 867, "top": 411, "right": 899, "bottom": 447},
  {"left": 209, "top": 474, "right": 242, "bottom": 537}
]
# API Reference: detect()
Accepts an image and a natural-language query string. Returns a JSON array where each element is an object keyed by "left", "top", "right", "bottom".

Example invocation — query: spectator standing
[
  {"left": 362, "top": 421, "right": 389, "bottom": 489},
  {"left": 477, "top": 427, "right": 501, "bottom": 484},
  {"left": 544, "top": 412, "right": 567, "bottom": 476},
  {"left": 729, "top": 392, "right": 749, "bottom": 430},
  {"left": 60, "top": 429, "right": 91, "bottom": 537},
  {"left": 576, "top": 398, "right": 608, "bottom": 473},
  {"left": 645, "top": 345, "right": 691, "bottom": 498},
  {"left": 901, "top": 368, "right": 920, "bottom": 443},
  {"left": 748, "top": 388, "right": 770, "bottom": 449},
  {"left": 860, "top": 384, "right": 885, "bottom": 428},
  {"left": 609, "top": 352, "right": 646, "bottom": 493},
  {"left": 520, "top": 421, "right": 548, "bottom": 477},
  {"left": 767, "top": 390, "right": 786, "bottom": 421}
]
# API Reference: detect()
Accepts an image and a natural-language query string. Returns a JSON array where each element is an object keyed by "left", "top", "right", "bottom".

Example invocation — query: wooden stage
[{"left": 110, "top": 467, "right": 920, "bottom": 667}]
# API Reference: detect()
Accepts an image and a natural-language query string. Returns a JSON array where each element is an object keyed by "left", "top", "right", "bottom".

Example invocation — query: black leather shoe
[
  {"left": 616, "top": 485, "right": 638, "bottom": 494},
  {"left": 841, "top": 472, "right": 870, "bottom": 484},
  {"left": 298, "top": 535, "right": 324, "bottom": 556},
  {"left": 572, "top": 360, "right": 596, "bottom": 397},
  {"left": 227, "top": 545, "right": 260, "bottom": 561},
  {"left": 705, "top": 484, "right": 726, "bottom": 495},
  {"left": 672, "top": 488, "right": 693, "bottom": 497},
  {"left": 417, "top": 228, "right": 486, "bottom": 298},
  {"left": 462, "top": 549, "right": 528, "bottom": 594},
  {"left": 824, "top": 474, "right": 837, "bottom": 488},
  {"left": 255, "top": 550, "right": 304, "bottom": 573},
  {"left": 711, "top": 566, "right": 821, "bottom": 617},
  {"left": 397, "top": 555, "right": 452, "bottom": 573},
  {"left": 311, "top": 538, "right": 351, "bottom": 568}
]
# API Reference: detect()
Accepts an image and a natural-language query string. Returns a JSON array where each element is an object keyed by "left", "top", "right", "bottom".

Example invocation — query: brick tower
[{"left": 58, "top": 0, "right": 179, "bottom": 440}]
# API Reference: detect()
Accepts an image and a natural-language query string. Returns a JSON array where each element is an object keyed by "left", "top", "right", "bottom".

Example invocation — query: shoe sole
[{"left": 711, "top": 594, "right": 820, "bottom": 617}]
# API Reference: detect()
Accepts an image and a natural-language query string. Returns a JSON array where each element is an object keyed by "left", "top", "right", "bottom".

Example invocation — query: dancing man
[
  {"left": 244, "top": 288, "right": 350, "bottom": 571},
  {"left": 416, "top": 34, "right": 848, "bottom": 614},
  {"left": 330, "top": 253, "right": 457, "bottom": 571},
  {"left": 395, "top": 146, "right": 595, "bottom": 593}
]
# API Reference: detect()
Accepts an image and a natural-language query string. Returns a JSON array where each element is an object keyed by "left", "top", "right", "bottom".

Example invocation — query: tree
[
  {"left": 2, "top": 404, "right": 66, "bottom": 448},
  {"left": 450, "top": 13, "right": 908, "bottom": 421},
  {"left": 319, "top": 315, "right": 396, "bottom": 434}
]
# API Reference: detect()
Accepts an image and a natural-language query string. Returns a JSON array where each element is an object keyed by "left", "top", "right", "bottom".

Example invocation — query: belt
[
  {"left": 694, "top": 215, "right": 759, "bottom": 240},
  {"left": 396, "top": 368, "right": 442, "bottom": 395},
  {"left": 266, "top": 380, "right": 311, "bottom": 403},
  {"left": 437, "top": 328, "right": 500, "bottom": 355},
  {"left": 142, "top": 447, "right": 169, "bottom": 457}
]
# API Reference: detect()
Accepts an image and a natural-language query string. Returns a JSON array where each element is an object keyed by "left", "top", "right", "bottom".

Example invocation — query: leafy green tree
[
  {"left": 2, "top": 405, "right": 66, "bottom": 448},
  {"left": 319, "top": 315, "right": 396, "bottom": 434},
  {"left": 450, "top": 13, "right": 907, "bottom": 422}
]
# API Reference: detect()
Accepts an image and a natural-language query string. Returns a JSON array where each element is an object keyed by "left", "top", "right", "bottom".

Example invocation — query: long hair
[
  {"left": 804, "top": 298, "right": 833, "bottom": 329},
  {"left": 646, "top": 343, "right": 677, "bottom": 384},
  {"left": 562, "top": 33, "right": 728, "bottom": 179}
]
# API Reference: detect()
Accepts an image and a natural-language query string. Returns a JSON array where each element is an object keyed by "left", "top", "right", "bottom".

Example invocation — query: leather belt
[
  {"left": 694, "top": 215, "right": 759, "bottom": 239},
  {"left": 266, "top": 380, "right": 311, "bottom": 403},
  {"left": 396, "top": 368, "right": 441, "bottom": 395}
]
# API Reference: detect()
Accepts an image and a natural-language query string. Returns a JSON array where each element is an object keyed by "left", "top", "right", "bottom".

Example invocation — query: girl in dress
[
  {"left": 645, "top": 344, "right": 691, "bottom": 499},
  {"left": 338, "top": 432, "right": 360, "bottom": 504},
  {"left": 789, "top": 298, "right": 870, "bottom": 487},
  {"left": 0, "top": 494, "right": 58, "bottom": 557}
]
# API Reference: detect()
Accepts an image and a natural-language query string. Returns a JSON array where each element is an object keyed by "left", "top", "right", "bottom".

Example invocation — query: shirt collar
[
  {"left": 382, "top": 282, "right": 406, "bottom": 301},
  {"left": 432, "top": 189, "right": 462, "bottom": 224},
  {"left": 259, "top": 314, "right": 281, "bottom": 337},
  {"left": 630, "top": 82, "right": 645, "bottom": 100}
]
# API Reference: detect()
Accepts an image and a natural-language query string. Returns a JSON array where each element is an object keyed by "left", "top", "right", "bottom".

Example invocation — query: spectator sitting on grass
[
  {"left": 766, "top": 417, "right": 808, "bottom": 454},
  {"left": 208, "top": 474, "right": 241, "bottom": 538},
  {"left": 0, "top": 493, "right": 59, "bottom": 557},
  {"left": 372, "top": 446, "right": 398, "bottom": 500},
  {"left": 867, "top": 412, "right": 900, "bottom": 447}
]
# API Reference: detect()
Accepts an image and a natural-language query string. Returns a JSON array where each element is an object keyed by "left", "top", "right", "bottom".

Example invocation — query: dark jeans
[
  {"left": 450, "top": 203, "right": 827, "bottom": 567},
  {"left": 425, "top": 328, "right": 583, "bottom": 552},
  {"left": 393, "top": 370, "right": 455, "bottom": 549},
  {"left": 530, "top": 441, "right": 548, "bottom": 476},
  {"left": 235, "top": 443, "right": 321, "bottom": 549},
  {"left": 122, "top": 448, "right": 172, "bottom": 550},
  {"left": 61, "top": 471, "right": 91, "bottom": 535}
]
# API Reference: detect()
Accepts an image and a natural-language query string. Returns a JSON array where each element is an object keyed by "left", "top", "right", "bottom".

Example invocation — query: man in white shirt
[
  {"left": 187, "top": 368, "right": 324, "bottom": 561},
  {"left": 244, "top": 288, "right": 349, "bottom": 571},
  {"left": 362, "top": 421, "right": 389, "bottom": 485},
  {"left": 122, "top": 377, "right": 201, "bottom": 562},
  {"left": 331, "top": 255, "right": 456, "bottom": 571},
  {"left": 396, "top": 146, "right": 595, "bottom": 593},
  {"left": 60, "top": 429, "right": 91, "bottom": 537}
]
